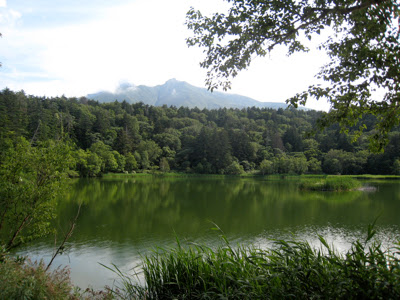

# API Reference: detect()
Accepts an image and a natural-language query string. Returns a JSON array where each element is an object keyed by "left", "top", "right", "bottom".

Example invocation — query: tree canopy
[
  {"left": 1, "top": 89, "right": 400, "bottom": 177},
  {"left": 186, "top": 0, "right": 400, "bottom": 150}
]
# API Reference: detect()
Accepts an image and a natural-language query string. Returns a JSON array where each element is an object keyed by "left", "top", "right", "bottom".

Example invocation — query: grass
[
  {"left": 0, "top": 253, "right": 113, "bottom": 300},
  {"left": 103, "top": 172, "right": 400, "bottom": 181},
  {"left": 102, "top": 172, "right": 229, "bottom": 179},
  {"left": 0, "top": 256, "right": 76, "bottom": 300},
  {"left": 109, "top": 225, "right": 400, "bottom": 300},
  {"left": 299, "top": 176, "right": 362, "bottom": 191}
]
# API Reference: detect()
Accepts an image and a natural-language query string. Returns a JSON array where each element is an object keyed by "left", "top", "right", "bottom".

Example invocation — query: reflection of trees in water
[{"left": 55, "top": 178, "right": 398, "bottom": 244}]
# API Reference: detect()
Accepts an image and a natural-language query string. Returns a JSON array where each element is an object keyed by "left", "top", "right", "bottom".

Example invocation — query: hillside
[
  {"left": 87, "top": 79, "right": 288, "bottom": 110},
  {"left": 1, "top": 88, "right": 399, "bottom": 176}
]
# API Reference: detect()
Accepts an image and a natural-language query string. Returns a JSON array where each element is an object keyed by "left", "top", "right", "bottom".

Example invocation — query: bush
[
  {"left": 0, "top": 255, "right": 114, "bottom": 299},
  {"left": 224, "top": 161, "right": 244, "bottom": 175},
  {"left": 0, "top": 257, "right": 75, "bottom": 300}
]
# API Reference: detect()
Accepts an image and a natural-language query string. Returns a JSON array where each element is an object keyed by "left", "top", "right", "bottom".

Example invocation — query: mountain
[{"left": 87, "top": 79, "right": 289, "bottom": 110}]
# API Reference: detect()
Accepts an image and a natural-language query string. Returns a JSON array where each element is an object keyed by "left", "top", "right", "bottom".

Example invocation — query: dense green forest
[{"left": 1, "top": 88, "right": 400, "bottom": 176}]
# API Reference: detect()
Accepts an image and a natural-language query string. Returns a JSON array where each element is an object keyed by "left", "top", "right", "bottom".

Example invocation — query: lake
[{"left": 16, "top": 176, "right": 400, "bottom": 290}]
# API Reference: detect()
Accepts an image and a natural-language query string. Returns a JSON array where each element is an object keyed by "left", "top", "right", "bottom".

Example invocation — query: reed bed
[
  {"left": 299, "top": 176, "right": 362, "bottom": 191},
  {"left": 109, "top": 225, "right": 400, "bottom": 299}
]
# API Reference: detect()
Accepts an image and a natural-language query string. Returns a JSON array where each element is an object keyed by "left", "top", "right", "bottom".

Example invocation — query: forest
[{"left": 1, "top": 88, "right": 400, "bottom": 177}]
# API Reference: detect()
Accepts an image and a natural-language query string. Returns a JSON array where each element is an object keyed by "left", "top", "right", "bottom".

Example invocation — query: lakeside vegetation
[
  {"left": 102, "top": 172, "right": 400, "bottom": 180},
  {"left": 0, "top": 256, "right": 113, "bottom": 299},
  {"left": 108, "top": 227, "right": 400, "bottom": 299},
  {"left": 0, "top": 257, "right": 75, "bottom": 300},
  {"left": 3, "top": 224, "right": 400, "bottom": 299},
  {"left": 299, "top": 176, "right": 362, "bottom": 191}
]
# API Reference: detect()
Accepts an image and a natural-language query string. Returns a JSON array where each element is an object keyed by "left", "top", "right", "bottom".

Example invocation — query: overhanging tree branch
[{"left": 186, "top": 0, "right": 400, "bottom": 151}]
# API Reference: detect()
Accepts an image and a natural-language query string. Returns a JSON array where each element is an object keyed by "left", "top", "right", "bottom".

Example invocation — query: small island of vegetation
[{"left": 299, "top": 176, "right": 362, "bottom": 191}]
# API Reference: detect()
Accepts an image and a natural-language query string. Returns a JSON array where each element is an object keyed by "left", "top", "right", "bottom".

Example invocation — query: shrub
[{"left": 0, "top": 257, "right": 75, "bottom": 300}]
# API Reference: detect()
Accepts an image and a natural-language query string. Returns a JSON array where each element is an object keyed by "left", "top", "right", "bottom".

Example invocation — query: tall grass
[
  {"left": 299, "top": 176, "right": 362, "bottom": 191},
  {"left": 0, "top": 253, "right": 113, "bottom": 299},
  {"left": 111, "top": 225, "right": 400, "bottom": 299},
  {"left": 0, "top": 257, "right": 75, "bottom": 299}
]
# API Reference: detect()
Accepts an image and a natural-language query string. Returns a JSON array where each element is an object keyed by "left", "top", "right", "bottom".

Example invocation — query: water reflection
[{"left": 17, "top": 177, "right": 400, "bottom": 289}]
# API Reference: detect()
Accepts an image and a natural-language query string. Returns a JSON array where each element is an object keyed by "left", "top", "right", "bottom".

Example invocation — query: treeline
[{"left": 1, "top": 88, "right": 400, "bottom": 176}]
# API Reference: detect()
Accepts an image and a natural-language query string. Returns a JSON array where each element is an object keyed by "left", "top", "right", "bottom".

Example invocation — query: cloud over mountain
[{"left": 87, "top": 79, "right": 290, "bottom": 110}]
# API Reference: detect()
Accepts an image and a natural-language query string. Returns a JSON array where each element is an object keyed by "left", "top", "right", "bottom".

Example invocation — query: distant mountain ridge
[{"left": 87, "top": 79, "right": 290, "bottom": 110}]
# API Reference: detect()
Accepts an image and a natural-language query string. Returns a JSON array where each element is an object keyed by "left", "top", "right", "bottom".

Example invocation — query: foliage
[
  {"left": 0, "top": 255, "right": 114, "bottom": 299},
  {"left": 322, "top": 149, "right": 369, "bottom": 174},
  {"left": 259, "top": 159, "right": 274, "bottom": 175},
  {"left": 186, "top": 0, "right": 400, "bottom": 150},
  {"left": 111, "top": 227, "right": 400, "bottom": 299},
  {"left": 1, "top": 89, "right": 400, "bottom": 176},
  {"left": 0, "top": 137, "right": 73, "bottom": 250},
  {"left": 394, "top": 159, "right": 400, "bottom": 175},
  {"left": 0, "top": 257, "right": 75, "bottom": 300},
  {"left": 159, "top": 157, "right": 170, "bottom": 173},
  {"left": 224, "top": 160, "right": 244, "bottom": 175}
]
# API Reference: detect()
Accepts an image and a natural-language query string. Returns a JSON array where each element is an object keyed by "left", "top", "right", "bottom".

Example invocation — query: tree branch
[
  {"left": 46, "top": 203, "right": 82, "bottom": 272},
  {"left": 6, "top": 214, "right": 32, "bottom": 251}
]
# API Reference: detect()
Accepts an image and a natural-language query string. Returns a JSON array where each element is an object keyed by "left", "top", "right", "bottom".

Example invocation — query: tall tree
[
  {"left": 0, "top": 137, "right": 73, "bottom": 250},
  {"left": 186, "top": 0, "right": 400, "bottom": 150}
]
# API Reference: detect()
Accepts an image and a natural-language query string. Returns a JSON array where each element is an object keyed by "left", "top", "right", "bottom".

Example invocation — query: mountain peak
[{"left": 87, "top": 79, "right": 289, "bottom": 110}]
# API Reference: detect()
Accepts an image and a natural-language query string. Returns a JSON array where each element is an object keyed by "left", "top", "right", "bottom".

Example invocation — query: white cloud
[
  {"left": 4, "top": 0, "right": 207, "bottom": 96},
  {"left": 228, "top": 45, "right": 330, "bottom": 111},
  {"left": 0, "top": 0, "right": 6, "bottom": 8},
  {"left": 0, "top": 8, "right": 21, "bottom": 28},
  {"left": 0, "top": 0, "right": 331, "bottom": 111}
]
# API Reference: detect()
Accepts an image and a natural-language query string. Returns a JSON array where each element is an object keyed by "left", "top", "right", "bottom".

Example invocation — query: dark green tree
[{"left": 283, "top": 127, "right": 304, "bottom": 152}]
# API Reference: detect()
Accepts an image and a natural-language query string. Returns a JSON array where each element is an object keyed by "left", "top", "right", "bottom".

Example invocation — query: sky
[{"left": 0, "top": 0, "right": 331, "bottom": 111}]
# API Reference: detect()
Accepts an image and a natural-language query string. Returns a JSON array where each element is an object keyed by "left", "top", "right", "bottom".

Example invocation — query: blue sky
[{"left": 0, "top": 0, "right": 330, "bottom": 110}]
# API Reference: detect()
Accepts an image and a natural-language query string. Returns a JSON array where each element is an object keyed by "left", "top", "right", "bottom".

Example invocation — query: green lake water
[{"left": 17, "top": 177, "right": 400, "bottom": 290}]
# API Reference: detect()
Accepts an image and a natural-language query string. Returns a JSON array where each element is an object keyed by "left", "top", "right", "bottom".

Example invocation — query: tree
[
  {"left": 292, "top": 153, "right": 308, "bottom": 175},
  {"left": 125, "top": 153, "right": 138, "bottom": 172},
  {"left": 89, "top": 141, "right": 117, "bottom": 173},
  {"left": 76, "top": 150, "right": 102, "bottom": 177},
  {"left": 283, "top": 127, "right": 303, "bottom": 152},
  {"left": 137, "top": 140, "right": 162, "bottom": 167},
  {"left": 224, "top": 160, "right": 244, "bottom": 175},
  {"left": 159, "top": 157, "right": 170, "bottom": 173},
  {"left": 303, "top": 139, "right": 321, "bottom": 160},
  {"left": 307, "top": 157, "right": 322, "bottom": 174},
  {"left": 186, "top": 1, "right": 400, "bottom": 150},
  {"left": 0, "top": 137, "right": 73, "bottom": 250},
  {"left": 259, "top": 159, "right": 274, "bottom": 175},
  {"left": 393, "top": 159, "right": 400, "bottom": 175}
]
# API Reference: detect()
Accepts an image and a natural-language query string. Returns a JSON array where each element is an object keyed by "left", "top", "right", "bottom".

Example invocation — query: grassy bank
[
  {"left": 299, "top": 176, "right": 362, "bottom": 191},
  {"left": 102, "top": 172, "right": 400, "bottom": 181},
  {"left": 110, "top": 227, "right": 400, "bottom": 299}
]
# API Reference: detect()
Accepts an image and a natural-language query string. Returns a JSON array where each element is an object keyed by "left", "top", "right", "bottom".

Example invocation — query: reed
[
  {"left": 110, "top": 225, "right": 400, "bottom": 299},
  {"left": 299, "top": 176, "right": 362, "bottom": 191}
]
